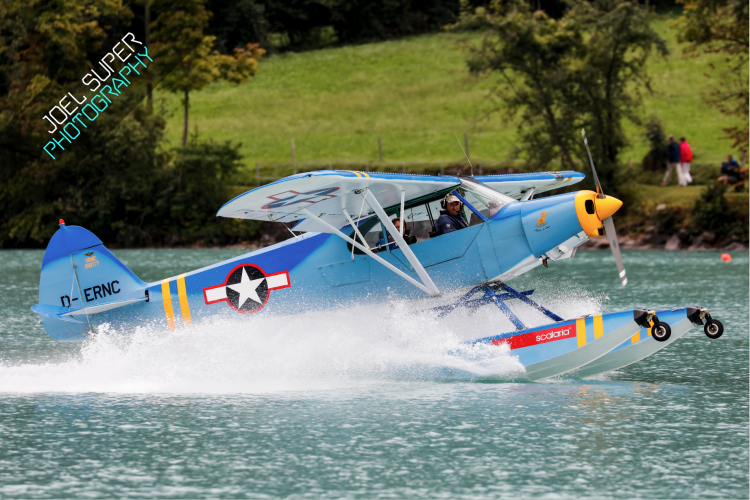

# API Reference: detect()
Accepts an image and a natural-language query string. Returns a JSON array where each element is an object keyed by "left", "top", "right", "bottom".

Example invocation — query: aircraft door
[{"left": 475, "top": 224, "right": 503, "bottom": 280}]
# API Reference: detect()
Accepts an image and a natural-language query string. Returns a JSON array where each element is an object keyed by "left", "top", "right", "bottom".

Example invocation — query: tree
[
  {"left": 641, "top": 115, "right": 668, "bottom": 172},
  {"left": 451, "top": 0, "right": 668, "bottom": 195},
  {"left": 691, "top": 181, "right": 746, "bottom": 240},
  {"left": 163, "top": 138, "right": 260, "bottom": 244},
  {"left": 150, "top": 0, "right": 264, "bottom": 147},
  {"left": 330, "top": 0, "right": 459, "bottom": 44},
  {"left": 676, "top": 0, "right": 748, "bottom": 155},
  {"left": 206, "top": 0, "right": 268, "bottom": 53},
  {"left": 0, "top": 0, "right": 263, "bottom": 247},
  {"left": 0, "top": 0, "right": 137, "bottom": 246}
]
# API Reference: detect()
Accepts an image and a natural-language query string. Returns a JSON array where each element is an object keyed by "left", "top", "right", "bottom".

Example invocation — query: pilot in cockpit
[{"left": 431, "top": 194, "right": 468, "bottom": 236}]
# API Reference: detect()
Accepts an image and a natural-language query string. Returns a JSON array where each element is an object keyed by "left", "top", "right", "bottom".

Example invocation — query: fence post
[
  {"left": 256, "top": 162, "right": 260, "bottom": 185},
  {"left": 291, "top": 139, "right": 296, "bottom": 174},
  {"left": 440, "top": 163, "right": 444, "bottom": 176},
  {"left": 402, "top": 163, "right": 406, "bottom": 173}
]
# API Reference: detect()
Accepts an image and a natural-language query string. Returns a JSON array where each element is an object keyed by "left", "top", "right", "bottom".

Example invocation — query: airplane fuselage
[{"left": 39, "top": 191, "right": 597, "bottom": 340}]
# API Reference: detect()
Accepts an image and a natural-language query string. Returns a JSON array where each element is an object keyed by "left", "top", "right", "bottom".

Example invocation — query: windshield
[{"left": 459, "top": 177, "right": 516, "bottom": 218}]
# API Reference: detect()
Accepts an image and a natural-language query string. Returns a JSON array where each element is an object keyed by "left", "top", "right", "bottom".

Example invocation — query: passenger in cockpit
[
  {"left": 432, "top": 194, "right": 468, "bottom": 236},
  {"left": 376, "top": 218, "right": 416, "bottom": 251}
]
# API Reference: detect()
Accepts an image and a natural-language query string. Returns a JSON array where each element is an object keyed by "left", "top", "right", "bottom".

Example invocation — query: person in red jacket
[{"left": 679, "top": 137, "right": 693, "bottom": 186}]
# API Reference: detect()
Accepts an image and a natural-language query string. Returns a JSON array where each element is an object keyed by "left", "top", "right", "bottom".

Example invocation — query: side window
[
  {"left": 347, "top": 216, "right": 387, "bottom": 255},
  {"left": 402, "top": 198, "right": 477, "bottom": 240},
  {"left": 346, "top": 203, "right": 437, "bottom": 255},
  {"left": 362, "top": 219, "right": 386, "bottom": 250},
  {"left": 467, "top": 210, "right": 484, "bottom": 227},
  {"left": 345, "top": 191, "right": 482, "bottom": 253},
  {"left": 403, "top": 201, "right": 440, "bottom": 243},
  {"left": 459, "top": 178, "right": 515, "bottom": 219}
]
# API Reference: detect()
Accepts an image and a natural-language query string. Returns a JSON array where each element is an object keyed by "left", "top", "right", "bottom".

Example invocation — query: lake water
[{"left": 0, "top": 248, "right": 747, "bottom": 498}]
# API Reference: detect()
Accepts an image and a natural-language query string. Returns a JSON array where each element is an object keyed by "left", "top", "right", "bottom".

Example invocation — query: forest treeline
[
  {"left": 0, "top": 0, "right": 269, "bottom": 248},
  {"left": 202, "top": 0, "right": 682, "bottom": 52}
]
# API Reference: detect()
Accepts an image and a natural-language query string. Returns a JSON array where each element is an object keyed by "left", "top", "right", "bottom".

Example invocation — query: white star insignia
[{"left": 226, "top": 267, "right": 265, "bottom": 308}]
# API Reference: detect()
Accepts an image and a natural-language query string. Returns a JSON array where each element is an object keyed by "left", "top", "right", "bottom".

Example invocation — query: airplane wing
[
  {"left": 472, "top": 171, "right": 585, "bottom": 198},
  {"left": 217, "top": 170, "right": 460, "bottom": 233}
]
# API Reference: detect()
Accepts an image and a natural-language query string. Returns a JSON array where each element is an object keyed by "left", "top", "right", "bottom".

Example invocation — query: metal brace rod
[
  {"left": 342, "top": 208, "right": 369, "bottom": 257},
  {"left": 427, "top": 283, "right": 561, "bottom": 332},
  {"left": 364, "top": 189, "right": 440, "bottom": 296},
  {"left": 433, "top": 285, "right": 483, "bottom": 318},
  {"left": 300, "top": 208, "right": 435, "bottom": 296},
  {"left": 502, "top": 284, "right": 564, "bottom": 322},
  {"left": 483, "top": 286, "right": 526, "bottom": 330},
  {"left": 435, "top": 298, "right": 494, "bottom": 318},
  {"left": 452, "top": 190, "right": 486, "bottom": 221},
  {"left": 399, "top": 190, "right": 405, "bottom": 237},
  {"left": 430, "top": 287, "right": 535, "bottom": 318},
  {"left": 520, "top": 187, "right": 535, "bottom": 201}
]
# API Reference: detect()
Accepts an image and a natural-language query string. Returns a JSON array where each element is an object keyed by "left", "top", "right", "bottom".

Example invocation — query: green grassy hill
[{"left": 158, "top": 12, "right": 739, "bottom": 176}]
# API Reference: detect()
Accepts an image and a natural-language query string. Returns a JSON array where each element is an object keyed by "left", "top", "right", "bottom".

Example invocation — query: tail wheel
[
  {"left": 652, "top": 322, "right": 671, "bottom": 342},
  {"left": 704, "top": 319, "right": 724, "bottom": 339}
]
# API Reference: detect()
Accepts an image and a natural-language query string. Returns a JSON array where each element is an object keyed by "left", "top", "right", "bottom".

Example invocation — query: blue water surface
[{"left": 0, "top": 248, "right": 747, "bottom": 499}]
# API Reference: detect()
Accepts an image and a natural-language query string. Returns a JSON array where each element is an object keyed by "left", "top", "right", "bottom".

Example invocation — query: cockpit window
[
  {"left": 459, "top": 177, "right": 515, "bottom": 218},
  {"left": 345, "top": 184, "right": 483, "bottom": 254}
]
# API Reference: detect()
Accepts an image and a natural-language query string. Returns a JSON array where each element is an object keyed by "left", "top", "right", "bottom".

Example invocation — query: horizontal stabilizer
[
  {"left": 31, "top": 304, "right": 84, "bottom": 324},
  {"left": 32, "top": 297, "right": 147, "bottom": 321},
  {"left": 61, "top": 297, "right": 148, "bottom": 316},
  {"left": 473, "top": 171, "right": 585, "bottom": 198}
]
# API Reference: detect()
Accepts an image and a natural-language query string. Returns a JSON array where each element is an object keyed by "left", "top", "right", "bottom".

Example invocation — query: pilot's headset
[{"left": 440, "top": 193, "right": 462, "bottom": 210}]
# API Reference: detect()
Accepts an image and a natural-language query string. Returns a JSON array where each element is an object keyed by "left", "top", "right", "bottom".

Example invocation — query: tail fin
[{"left": 34, "top": 220, "right": 147, "bottom": 341}]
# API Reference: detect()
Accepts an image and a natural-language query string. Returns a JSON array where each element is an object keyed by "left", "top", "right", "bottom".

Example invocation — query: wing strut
[
  {"left": 399, "top": 190, "right": 405, "bottom": 237},
  {"left": 364, "top": 190, "right": 440, "bottom": 296},
  {"left": 300, "top": 208, "right": 440, "bottom": 297},
  {"left": 342, "top": 208, "right": 370, "bottom": 255}
]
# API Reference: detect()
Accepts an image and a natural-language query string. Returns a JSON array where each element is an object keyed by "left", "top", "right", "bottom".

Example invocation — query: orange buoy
[{"left": 721, "top": 253, "right": 732, "bottom": 262}]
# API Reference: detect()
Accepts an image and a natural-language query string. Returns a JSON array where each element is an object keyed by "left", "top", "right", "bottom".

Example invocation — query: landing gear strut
[{"left": 429, "top": 282, "right": 563, "bottom": 330}]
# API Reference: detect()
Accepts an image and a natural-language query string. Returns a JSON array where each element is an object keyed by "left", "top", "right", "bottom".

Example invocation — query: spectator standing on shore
[
  {"left": 661, "top": 134, "right": 681, "bottom": 186},
  {"left": 679, "top": 137, "right": 693, "bottom": 186}
]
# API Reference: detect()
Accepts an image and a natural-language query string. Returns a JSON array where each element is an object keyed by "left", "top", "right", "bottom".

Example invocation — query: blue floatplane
[{"left": 31, "top": 134, "right": 724, "bottom": 380}]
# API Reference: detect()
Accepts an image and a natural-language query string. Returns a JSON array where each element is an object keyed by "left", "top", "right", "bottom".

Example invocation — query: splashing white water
[{"left": 0, "top": 288, "right": 605, "bottom": 394}]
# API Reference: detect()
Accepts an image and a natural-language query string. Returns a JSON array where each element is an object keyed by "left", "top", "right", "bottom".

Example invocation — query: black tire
[
  {"left": 704, "top": 319, "right": 724, "bottom": 339},
  {"left": 652, "top": 321, "right": 671, "bottom": 342}
]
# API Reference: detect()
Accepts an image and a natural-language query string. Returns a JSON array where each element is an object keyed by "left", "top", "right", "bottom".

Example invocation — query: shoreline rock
[{"left": 579, "top": 232, "right": 748, "bottom": 251}]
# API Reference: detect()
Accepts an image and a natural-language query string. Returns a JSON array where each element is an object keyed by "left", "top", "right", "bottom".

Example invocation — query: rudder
[{"left": 34, "top": 220, "right": 147, "bottom": 341}]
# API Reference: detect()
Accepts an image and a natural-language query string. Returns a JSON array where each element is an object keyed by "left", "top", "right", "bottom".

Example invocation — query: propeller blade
[
  {"left": 581, "top": 129, "right": 604, "bottom": 198},
  {"left": 602, "top": 216, "right": 627, "bottom": 286},
  {"left": 581, "top": 128, "right": 625, "bottom": 285}
]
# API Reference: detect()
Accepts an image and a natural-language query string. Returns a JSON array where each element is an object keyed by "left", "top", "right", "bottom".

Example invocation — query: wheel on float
[
  {"left": 652, "top": 322, "right": 671, "bottom": 342},
  {"left": 704, "top": 319, "right": 724, "bottom": 339}
]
